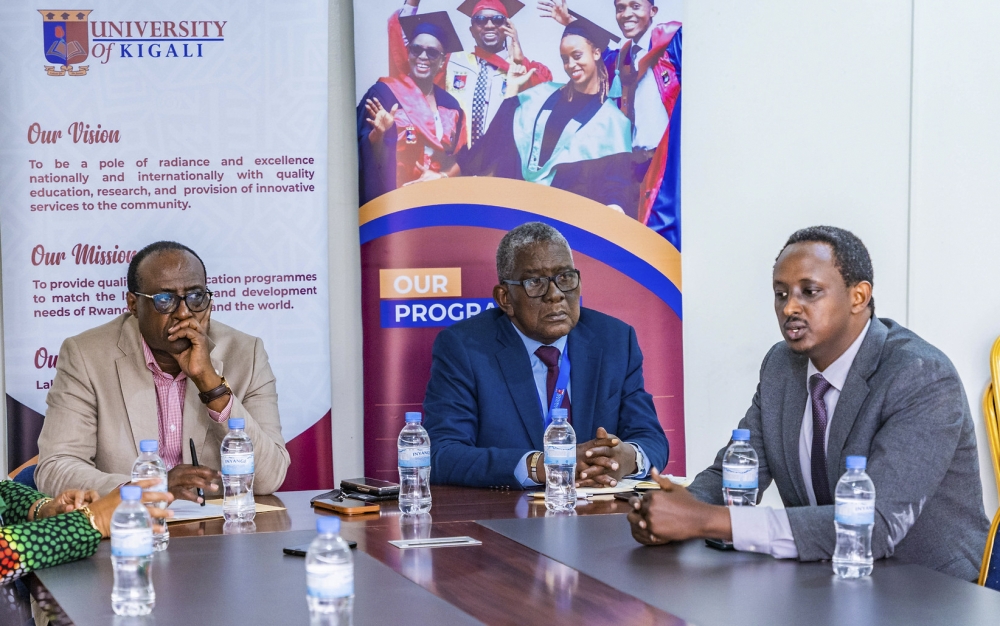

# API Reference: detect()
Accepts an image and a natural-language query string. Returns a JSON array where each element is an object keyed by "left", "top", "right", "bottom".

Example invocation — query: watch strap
[{"left": 198, "top": 377, "right": 232, "bottom": 404}]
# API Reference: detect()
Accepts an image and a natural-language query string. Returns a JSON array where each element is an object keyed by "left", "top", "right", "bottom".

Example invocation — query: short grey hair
[{"left": 496, "top": 222, "right": 572, "bottom": 281}]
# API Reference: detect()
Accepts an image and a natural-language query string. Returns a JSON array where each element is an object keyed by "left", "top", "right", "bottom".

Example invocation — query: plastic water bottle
[
  {"left": 111, "top": 485, "right": 155, "bottom": 616},
  {"left": 722, "top": 429, "right": 759, "bottom": 507},
  {"left": 131, "top": 439, "right": 169, "bottom": 551},
  {"left": 221, "top": 418, "right": 255, "bottom": 522},
  {"left": 398, "top": 412, "right": 432, "bottom": 514},
  {"left": 833, "top": 455, "right": 876, "bottom": 579},
  {"left": 306, "top": 516, "right": 354, "bottom": 625},
  {"left": 544, "top": 408, "right": 577, "bottom": 512}
]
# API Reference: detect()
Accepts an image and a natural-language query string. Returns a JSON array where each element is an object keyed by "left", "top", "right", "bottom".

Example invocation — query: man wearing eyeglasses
[
  {"left": 389, "top": 0, "right": 552, "bottom": 147},
  {"left": 423, "top": 222, "right": 667, "bottom": 488},
  {"left": 36, "top": 241, "right": 290, "bottom": 501}
]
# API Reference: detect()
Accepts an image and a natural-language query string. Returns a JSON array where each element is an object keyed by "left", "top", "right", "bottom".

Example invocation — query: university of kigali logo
[{"left": 38, "top": 10, "right": 91, "bottom": 76}]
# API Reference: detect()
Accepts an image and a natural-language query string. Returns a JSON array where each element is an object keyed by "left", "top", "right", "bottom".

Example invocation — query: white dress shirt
[
  {"left": 508, "top": 322, "right": 648, "bottom": 487},
  {"left": 730, "top": 319, "right": 871, "bottom": 557},
  {"left": 628, "top": 27, "right": 670, "bottom": 151}
]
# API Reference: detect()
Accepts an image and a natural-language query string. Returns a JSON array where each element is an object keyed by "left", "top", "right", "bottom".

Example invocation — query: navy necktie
[
  {"left": 535, "top": 346, "right": 571, "bottom": 421},
  {"left": 809, "top": 373, "right": 833, "bottom": 505}
]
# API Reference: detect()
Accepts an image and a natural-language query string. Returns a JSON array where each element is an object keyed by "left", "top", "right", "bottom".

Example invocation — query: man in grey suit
[{"left": 627, "top": 226, "right": 990, "bottom": 581}]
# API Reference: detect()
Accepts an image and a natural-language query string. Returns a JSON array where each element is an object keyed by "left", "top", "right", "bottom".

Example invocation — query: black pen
[{"left": 189, "top": 438, "right": 205, "bottom": 506}]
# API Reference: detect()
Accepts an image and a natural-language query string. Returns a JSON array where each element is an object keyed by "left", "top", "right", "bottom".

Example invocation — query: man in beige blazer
[{"left": 36, "top": 241, "right": 289, "bottom": 500}]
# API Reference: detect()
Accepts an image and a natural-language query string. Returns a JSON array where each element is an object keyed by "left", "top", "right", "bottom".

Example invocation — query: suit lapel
[
  {"left": 495, "top": 317, "right": 546, "bottom": 450},
  {"left": 825, "top": 317, "right": 886, "bottom": 490},
  {"left": 781, "top": 353, "right": 810, "bottom": 505},
  {"left": 116, "top": 317, "right": 159, "bottom": 457},
  {"left": 567, "top": 319, "right": 600, "bottom": 441}
]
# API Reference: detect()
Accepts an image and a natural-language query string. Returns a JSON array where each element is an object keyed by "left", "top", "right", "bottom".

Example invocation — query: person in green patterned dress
[{"left": 0, "top": 477, "right": 173, "bottom": 584}]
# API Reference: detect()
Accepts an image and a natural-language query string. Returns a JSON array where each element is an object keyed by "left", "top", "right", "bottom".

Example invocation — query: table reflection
[{"left": 398, "top": 513, "right": 434, "bottom": 586}]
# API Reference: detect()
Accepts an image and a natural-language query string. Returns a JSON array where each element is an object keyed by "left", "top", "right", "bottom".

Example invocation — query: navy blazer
[{"left": 423, "top": 307, "right": 668, "bottom": 488}]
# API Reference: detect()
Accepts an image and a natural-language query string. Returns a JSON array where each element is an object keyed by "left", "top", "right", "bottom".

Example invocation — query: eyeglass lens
[
  {"left": 473, "top": 15, "right": 507, "bottom": 27},
  {"left": 151, "top": 292, "right": 211, "bottom": 313},
  {"left": 407, "top": 44, "right": 443, "bottom": 61},
  {"left": 524, "top": 271, "right": 579, "bottom": 296}
]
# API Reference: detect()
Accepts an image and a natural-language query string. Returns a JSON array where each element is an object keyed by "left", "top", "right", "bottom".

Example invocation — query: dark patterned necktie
[
  {"left": 471, "top": 57, "right": 490, "bottom": 144},
  {"left": 809, "top": 373, "right": 833, "bottom": 505},
  {"left": 535, "top": 346, "right": 571, "bottom": 421}
]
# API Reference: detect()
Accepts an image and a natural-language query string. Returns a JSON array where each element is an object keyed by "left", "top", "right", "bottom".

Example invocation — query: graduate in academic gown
[
  {"left": 457, "top": 15, "right": 634, "bottom": 211},
  {"left": 358, "top": 12, "right": 469, "bottom": 206},
  {"left": 539, "top": 0, "right": 682, "bottom": 247},
  {"left": 388, "top": 0, "right": 553, "bottom": 148}
]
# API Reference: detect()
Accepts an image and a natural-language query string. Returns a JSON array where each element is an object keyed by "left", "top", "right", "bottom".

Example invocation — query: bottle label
[
  {"left": 836, "top": 499, "right": 875, "bottom": 525},
  {"left": 307, "top": 562, "right": 354, "bottom": 599},
  {"left": 111, "top": 527, "right": 153, "bottom": 557},
  {"left": 398, "top": 446, "right": 430, "bottom": 468},
  {"left": 722, "top": 466, "right": 758, "bottom": 489},
  {"left": 221, "top": 452, "right": 255, "bottom": 475},
  {"left": 544, "top": 444, "right": 575, "bottom": 466}
]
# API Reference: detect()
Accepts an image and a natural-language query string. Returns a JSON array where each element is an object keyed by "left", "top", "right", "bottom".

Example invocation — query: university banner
[
  {"left": 354, "top": 0, "right": 685, "bottom": 479},
  {"left": 0, "top": 1, "right": 333, "bottom": 489}
]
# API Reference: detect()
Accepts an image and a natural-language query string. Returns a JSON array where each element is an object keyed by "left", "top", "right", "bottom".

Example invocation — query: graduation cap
[
  {"left": 457, "top": 0, "right": 524, "bottom": 19},
  {"left": 399, "top": 11, "right": 464, "bottom": 54},
  {"left": 563, "top": 10, "right": 621, "bottom": 51}
]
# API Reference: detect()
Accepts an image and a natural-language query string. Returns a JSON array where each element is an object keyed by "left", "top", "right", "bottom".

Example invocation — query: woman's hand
[
  {"left": 403, "top": 161, "right": 446, "bottom": 186},
  {"left": 537, "top": 0, "right": 573, "bottom": 26},
  {"left": 504, "top": 63, "right": 537, "bottom": 97},
  {"left": 365, "top": 98, "right": 399, "bottom": 141},
  {"left": 87, "top": 479, "right": 175, "bottom": 539},
  {"left": 36, "top": 489, "right": 100, "bottom": 520}
]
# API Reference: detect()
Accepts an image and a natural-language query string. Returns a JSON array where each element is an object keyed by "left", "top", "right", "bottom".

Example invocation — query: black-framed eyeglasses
[
  {"left": 502, "top": 270, "right": 580, "bottom": 298},
  {"left": 472, "top": 14, "right": 507, "bottom": 27},
  {"left": 134, "top": 291, "right": 213, "bottom": 314},
  {"left": 407, "top": 44, "right": 444, "bottom": 61}
]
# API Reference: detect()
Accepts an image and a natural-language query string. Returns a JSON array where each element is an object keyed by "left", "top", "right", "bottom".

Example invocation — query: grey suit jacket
[
  {"left": 36, "top": 313, "right": 290, "bottom": 496},
  {"left": 688, "top": 316, "right": 990, "bottom": 581}
]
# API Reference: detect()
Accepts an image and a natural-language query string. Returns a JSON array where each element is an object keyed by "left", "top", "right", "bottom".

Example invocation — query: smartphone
[
  {"left": 340, "top": 477, "right": 400, "bottom": 497},
  {"left": 613, "top": 491, "right": 641, "bottom": 502},
  {"left": 283, "top": 540, "right": 356, "bottom": 556},
  {"left": 311, "top": 488, "right": 395, "bottom": 504},
  {"left": 312, "top": 497, "right": 381, "bottom": 515}
]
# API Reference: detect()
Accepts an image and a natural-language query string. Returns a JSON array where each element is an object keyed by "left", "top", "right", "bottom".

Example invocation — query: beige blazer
[{"left": 36, "top": 313, "right": 289, "bottom": 496}]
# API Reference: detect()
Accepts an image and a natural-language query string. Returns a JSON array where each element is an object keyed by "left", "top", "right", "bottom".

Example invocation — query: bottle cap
[
  {"left": 228, "top": 418, "right": 245, "bottom": 430},
  {"left": 139, "top": 440, "right": 159, "bottom": 453},
  {"left": 551, "top": 408, "right": 569, "bottom": 420},
  {"left": 120, "top": 485, "right": 142, "bottom": 501},
  {"left": 846, "top": 455, "right": 867, "bottom": 470},
  {"left": 317, "top": 516, "right": 341, "bottom": 535},
  {"left": 732, "top": 429, "right": 751, "bottom": 441},
  {"left": 405, "top": 412, "right": 422, "bottom": 423}
]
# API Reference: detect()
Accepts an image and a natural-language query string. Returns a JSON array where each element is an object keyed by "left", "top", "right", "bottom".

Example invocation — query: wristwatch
[{"left": 198, "top": 376, "right": 232, "bottom": 404}]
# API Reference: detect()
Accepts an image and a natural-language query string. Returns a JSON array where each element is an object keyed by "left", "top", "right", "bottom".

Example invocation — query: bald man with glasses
[
  {"left": 423, "top": 222, "right": 668, "bottom": 488},
  {"left": 37, "top": 241, "right": 289, "bottom": 500}
]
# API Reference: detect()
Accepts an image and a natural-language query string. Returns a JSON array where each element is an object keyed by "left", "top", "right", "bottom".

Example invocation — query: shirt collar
[
  {"left": 141, "top": 337, "right": 186, "bottom": 381},
  {"left": 806, "top": 318, "right": 871, "bottom": 391},
  {"left": 633, "top": 25, "right": 654, "bottom": 55},
  {"left": 509, "top": 319, "right": 568, "bottom": 357}
]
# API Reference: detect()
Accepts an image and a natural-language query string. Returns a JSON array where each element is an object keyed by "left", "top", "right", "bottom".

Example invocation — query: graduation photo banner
[
  {"left": 354, "top": 0, "right": 684, "bottom": 479},
  {"left": 0, "top": 0, "right": 333, "bottom": 489}
]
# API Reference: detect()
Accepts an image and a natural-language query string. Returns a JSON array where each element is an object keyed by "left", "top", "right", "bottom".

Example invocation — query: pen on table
[{"left": 189, "top": 438, "right": 205, "bottom": 506}]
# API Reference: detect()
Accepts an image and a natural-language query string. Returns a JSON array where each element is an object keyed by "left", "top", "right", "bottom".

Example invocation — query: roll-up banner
[
  {"left": 354, "top": 0, "right": 684, "bottom": 478},
  {"left": 0, "top": 0, "right": 333, "bottom": 489}
]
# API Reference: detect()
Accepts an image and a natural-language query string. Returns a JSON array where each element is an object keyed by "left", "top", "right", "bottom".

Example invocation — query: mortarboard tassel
[{"left": 608, "top": 68, "right": 622, "bottom": 99}]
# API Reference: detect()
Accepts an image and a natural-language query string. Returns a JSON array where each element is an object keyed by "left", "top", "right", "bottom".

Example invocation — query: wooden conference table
[{"left": 28, "top": 486, "right": 1000, "bottom": 625}]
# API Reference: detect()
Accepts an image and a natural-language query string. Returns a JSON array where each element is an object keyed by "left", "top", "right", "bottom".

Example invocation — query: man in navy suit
[{"left": 423, "top": 222, "right": 668, "bottom": 488}]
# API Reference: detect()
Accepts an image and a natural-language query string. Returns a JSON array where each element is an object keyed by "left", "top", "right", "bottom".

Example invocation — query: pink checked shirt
[{"left": 141, "top": 338, "right": 233, "bottom": 469}]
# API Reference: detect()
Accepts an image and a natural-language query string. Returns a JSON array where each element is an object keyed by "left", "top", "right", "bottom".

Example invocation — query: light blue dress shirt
[{"left": 508, "top": 322, "right": 648, "bottom": 487}]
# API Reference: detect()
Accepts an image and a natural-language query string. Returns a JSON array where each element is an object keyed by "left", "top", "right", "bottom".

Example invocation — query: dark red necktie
[
  {"left": 809, "top": 374, "right": 833, "bottom": 505},
  {"left": 535, "top": 345, "right": 571, "bottom": 421}
]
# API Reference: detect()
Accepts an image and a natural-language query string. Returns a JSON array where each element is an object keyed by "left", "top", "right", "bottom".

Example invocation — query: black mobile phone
[
  {"left": 340, "top": 477, "right": 400, "bottom": 497},
  {"left": 283, "top": 540, "right": 356, "bottom": 557},
  {"left": 613, "top": 491, "right": 641, "bottom": 502},
  {"left": 705, "top": 538, "right": 736, "bottom": 551}
]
